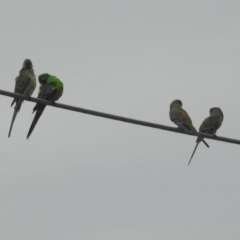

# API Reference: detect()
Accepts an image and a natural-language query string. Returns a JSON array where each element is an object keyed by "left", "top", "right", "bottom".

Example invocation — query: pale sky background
[{"left": 0, "top": 1, "right": 240, "bottom": 239}]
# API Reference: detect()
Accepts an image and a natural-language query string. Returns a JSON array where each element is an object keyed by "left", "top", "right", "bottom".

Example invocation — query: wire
[{"left": 1, "top": 89, "right": 239, "bottom": 145}]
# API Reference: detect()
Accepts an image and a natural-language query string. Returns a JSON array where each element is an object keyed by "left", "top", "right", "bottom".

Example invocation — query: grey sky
[{"left": 0, "top": 1, "right": 240, "bottom": 239}]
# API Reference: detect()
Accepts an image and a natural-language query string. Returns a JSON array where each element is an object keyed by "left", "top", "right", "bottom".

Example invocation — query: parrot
[
  {"left": 169, "top": 99, "right": 209, "bottom": 149},
  {"left": 8, "top": 59, "right": 36, "bottom": 137},
  {"left": 27, "top": 73, "right": 63, "bottom": 139},
  {"left": 188, "top": 107, "right": 223, "bottom": 165}
]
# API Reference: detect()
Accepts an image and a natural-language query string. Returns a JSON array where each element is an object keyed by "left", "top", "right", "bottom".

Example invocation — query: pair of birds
[
  {"left": 9, "top": 59, "right": 64, "bottom": 139},
  {"left": 169, "top": 100, "right": 224, "bottom": 165}
]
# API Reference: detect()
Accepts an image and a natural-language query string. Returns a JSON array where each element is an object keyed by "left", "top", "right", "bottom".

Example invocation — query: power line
[{"left": 1, "top": 89, "right": 239, "bottom": 145}]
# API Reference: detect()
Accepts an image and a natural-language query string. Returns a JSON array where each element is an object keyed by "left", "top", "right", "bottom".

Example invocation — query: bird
[
  {"left": 8, "top": 59, "right": 36, "bottom": 137},
  {"left": 27, "top": 73, "right": 63, "bottom": 139},
  {"left": 169, "top": 99, "right": 209, "bottom": 149},
  {"left": 188, "top": 107, "right": 223, "bottom": 165}
]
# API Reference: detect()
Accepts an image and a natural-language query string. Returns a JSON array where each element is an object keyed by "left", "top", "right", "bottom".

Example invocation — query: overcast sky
[{"left": 0, "top": 1, "right": 240, "bottom": 239}]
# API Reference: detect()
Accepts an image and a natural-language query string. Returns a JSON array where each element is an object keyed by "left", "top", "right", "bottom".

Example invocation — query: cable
[{"left": 1, "top": 89, "right": 239, "bottom": 145}]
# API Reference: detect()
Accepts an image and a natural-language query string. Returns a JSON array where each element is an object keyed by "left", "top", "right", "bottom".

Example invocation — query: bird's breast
[{"left": 53, "top": 88, "right": 63, "bottom": 101}]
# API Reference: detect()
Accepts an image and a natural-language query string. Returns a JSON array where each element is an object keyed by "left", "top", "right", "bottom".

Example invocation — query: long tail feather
[
  {"left": 11, "top": 98, "right": 16, "bottom": 107},
  {"left": 197, "top": 134, "right": 209, "bottom": 148},
  {"left": 191, "top": 127, "right": 209, "bottom": 148},
  {"left": 8, "top": 108, "right": 18, "bottom": 138},
  {"left": 27, "top": 104, "right": 46, "bottom": 139},
  {"left": 8, "top": 100, "right": 23, "bottom": 138},
  {"left": 188, "top": 141, "right": 200, "bottom": 165}
]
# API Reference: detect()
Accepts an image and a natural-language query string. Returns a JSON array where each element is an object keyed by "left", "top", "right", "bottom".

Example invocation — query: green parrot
[
  {"left": 169, "top": 99, "right": 209, "bottom": 148},
  {"left": 27, "top": 73, "right": 63, "bottom": 139},
  {"left": 9, "top": 59, "right": 36, "bottom": 137},
  {"left": 188, "top": 107, "right": 223, "bottom": 165}
]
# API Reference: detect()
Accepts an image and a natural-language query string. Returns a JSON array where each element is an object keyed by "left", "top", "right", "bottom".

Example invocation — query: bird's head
[
  {"left": 38, "top": 73, "right": 52, "bottom": 84},
  {"left": 22, "top": 59, "right": 33, "bottom": 69},
  {"left": 210, "top": 107, "right": 224, "bottom": 118},
  {"left": 170, "top": 99, "right": 182, "bottom": 109}
]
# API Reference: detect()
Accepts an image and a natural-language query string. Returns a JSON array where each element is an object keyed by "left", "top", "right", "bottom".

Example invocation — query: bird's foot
[
  {"left": 178, "top": 127, "right": 185, "bottom": 132},
  {"left": 212, "top": 134, "right": 217, "bottom": 139},
  {"left": 51, "top": 101, "right": 56, "bottom": 105}
]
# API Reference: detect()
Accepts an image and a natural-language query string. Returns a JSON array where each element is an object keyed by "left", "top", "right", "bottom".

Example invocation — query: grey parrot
[
  {"left": 188, "top": 107, "right": 223, "bottom": 165},
  {"left": 8, "top": 59, "right": 36, "bottom": 137},
  {"left": 169, "top": 99, "right": 210, "bottom": 149}
]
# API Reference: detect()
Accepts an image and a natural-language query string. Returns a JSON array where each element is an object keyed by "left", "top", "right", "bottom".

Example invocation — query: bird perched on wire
[
  {"left": 169, "top": 99, "right": 209, "bottom": 148},
  {"left": 188, "top": 107, "right": 223, "bottom": 165},
  {"left": 27, "top": 73, "right": 63, "bottom": 139},
  {"left": 8, "top": 59, "right": 36, "bottom": 137}
]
